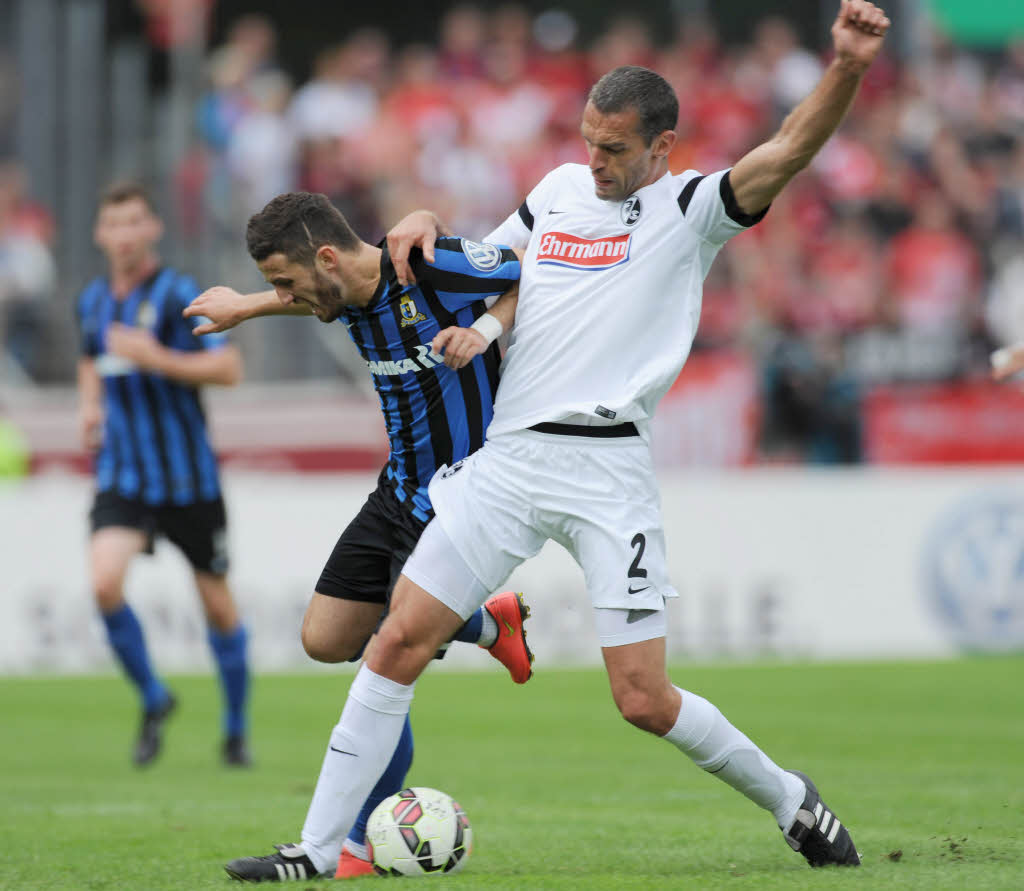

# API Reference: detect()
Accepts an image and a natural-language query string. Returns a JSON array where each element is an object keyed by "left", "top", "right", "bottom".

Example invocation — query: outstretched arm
[
  {"left": 729, "top": 0, "right": 890, "bottom": 216},
  {"left": 183, "top": 286, "right": 313, "bottom": 335}
]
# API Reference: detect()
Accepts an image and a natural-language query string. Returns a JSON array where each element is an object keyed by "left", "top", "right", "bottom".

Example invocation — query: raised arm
[
  {"left": 183, "top": 285, "right": 313, "bottom": 335},
  {"left": 729, "top": 0, "right": 890, "bottom": 217}
]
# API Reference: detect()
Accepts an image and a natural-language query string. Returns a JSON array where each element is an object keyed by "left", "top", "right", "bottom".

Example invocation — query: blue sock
[
  {"left": 347, "top": 714, "right": 414, "bottom": 848},
  {"left": 101, "top": 603, "right": 167, "bottom": 711},
  {"left": 450, "top": 608, "right": 484, "bottom": 644},
  {"left": 207, "top": 624, "right": 249, "bottom": 738}
]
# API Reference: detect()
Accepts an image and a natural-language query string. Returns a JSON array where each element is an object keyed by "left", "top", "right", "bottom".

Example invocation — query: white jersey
[{"left": 484, "top": 163, "right": 764, "bottom": 438}]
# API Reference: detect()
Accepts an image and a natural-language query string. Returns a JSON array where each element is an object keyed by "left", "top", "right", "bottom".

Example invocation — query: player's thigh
[
  {"left": 302, "top": 592, "right": 385, "bottom": 663},
  {"left": 400, "top": 517, "right": 496, "bottom": 621},
  {"left": 88, "top": 492, "right": 150, "bottom": 607},
  {"left": 367, "top": 567, "right": 470, "bottom": 684},
  {"left": 564, "top": 444, "right": 675, "bottom": 611},
  {"left": 307, "top": 486, "right": 416, "bottom": 661},
  {"left": 158, "top": 497, "right": 230, "bottom": 576},
  {"left": 424, "top": 441, "right": 548, "bottom": 593}
]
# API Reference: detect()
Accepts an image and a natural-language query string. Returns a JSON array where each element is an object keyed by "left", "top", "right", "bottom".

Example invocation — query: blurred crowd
[{"left": 3, "top": 4, "right": 1024, "bottom": 463}]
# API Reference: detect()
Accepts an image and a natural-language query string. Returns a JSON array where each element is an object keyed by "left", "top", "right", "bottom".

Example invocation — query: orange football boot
[
  {"left": 335, "top": 848, "right": 375, "bottom": 879},
  {"left": 482, "top": 591, "right": 534, "bottom": 683}
]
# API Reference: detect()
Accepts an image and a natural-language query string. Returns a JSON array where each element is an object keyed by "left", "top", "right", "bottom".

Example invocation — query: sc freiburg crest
[
  {"left": 461, "top": 239, "right": 502, "bottom": 272},
  {"left": 399, "top": 293, "right": 427, "bottom": 327},
  {"left": 621, "top": 196, "right": 642, "bottom": 226}
]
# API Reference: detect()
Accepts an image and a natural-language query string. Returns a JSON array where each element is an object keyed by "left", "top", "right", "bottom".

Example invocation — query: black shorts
[
  {"left": 316, "top": 476, "right": 427, "bottom": 604},
  {"left": 89, "top": 490, "right": 230, "bottom": 576}
]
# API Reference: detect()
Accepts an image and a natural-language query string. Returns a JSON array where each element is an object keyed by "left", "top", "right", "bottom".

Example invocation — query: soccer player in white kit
[{"left": 226, "top": 2, "right": 890, "bottom": 879}]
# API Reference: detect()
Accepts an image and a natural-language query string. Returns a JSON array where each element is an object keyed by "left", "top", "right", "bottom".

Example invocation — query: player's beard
[{"left": 312, "top": 268, "right": 344, "bottom": 323}]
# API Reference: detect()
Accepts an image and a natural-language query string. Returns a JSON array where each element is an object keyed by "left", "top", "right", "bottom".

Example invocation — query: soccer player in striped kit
[
  {"left": 76, "top": 182, "right": 250, "bottom": 767},
  {"left": 184, "top": 191, "right": 532, "bottom": 880}
]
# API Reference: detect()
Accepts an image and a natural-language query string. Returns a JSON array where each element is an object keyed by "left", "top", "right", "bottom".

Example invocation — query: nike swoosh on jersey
[
  {"left": 547, "top": 209, "right": 566, "bottom": 214},
  {"left": 627, "top": 585, "right": 651, "bottom": 595}
]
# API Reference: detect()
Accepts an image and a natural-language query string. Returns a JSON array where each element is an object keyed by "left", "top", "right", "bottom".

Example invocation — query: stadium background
[{"left": 1, "top": 0, "right": 1023, "bottom": 673}]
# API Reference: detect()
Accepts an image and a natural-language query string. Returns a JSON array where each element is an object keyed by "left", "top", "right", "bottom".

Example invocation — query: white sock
[
  {"left": 301, "top": 666, "right": 415, "bottom": 873},
  {"left": 342, "top": 838, "right": 368, "bottom": 861},
  {"left": 663, "top": 687, "right": 805, "bottom": 830},
  {"left": 478, "top": 609, "right": 498, "bottom": 648}
]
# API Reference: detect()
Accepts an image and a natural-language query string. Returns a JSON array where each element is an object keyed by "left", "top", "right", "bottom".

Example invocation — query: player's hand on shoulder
[
  {"left": 432, "top": 326, "right": 488, "bottom": 370},
  {"left": 387, "top": 210, "right": 452, "bottom": 286},
  {"left": 183, "top": 286, "right": 247, "bottom": 334},
  {"left": 833, "top": 0, "right": 890, "bottom": 69}
]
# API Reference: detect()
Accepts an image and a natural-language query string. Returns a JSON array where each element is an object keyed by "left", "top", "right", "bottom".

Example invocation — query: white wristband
[
  {"left": 470, "top": 312, "right": 503, "bottom": 345},
  {"left": 990, "top": 347, "right": 1011, "bottom": 371}
]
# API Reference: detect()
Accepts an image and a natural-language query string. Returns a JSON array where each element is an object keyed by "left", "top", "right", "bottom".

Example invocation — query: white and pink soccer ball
[{"left": 366, "top": 787, "right": 472, "bottom": 876}]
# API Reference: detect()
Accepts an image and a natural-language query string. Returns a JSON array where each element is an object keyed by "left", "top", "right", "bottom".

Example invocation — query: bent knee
[
  {"left": 92, "top": 575, "right": 125, "bottom": 612},
  {"left": 370, "top": 618, "right": 440, "bottom": 668},
  {"left": 301, "top": 623, "right": 360, "bottom": 664},
  {"left": 615, "top": 689, "right": 676, "bottom": 736}
]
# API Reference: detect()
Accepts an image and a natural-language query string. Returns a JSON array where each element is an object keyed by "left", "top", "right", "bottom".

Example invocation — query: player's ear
[
  {"left": 315, "top": 245, "right": 338, "bottom": 273},
  {"left": 652, "top": 129, "right": 676, "bottom": 161}
]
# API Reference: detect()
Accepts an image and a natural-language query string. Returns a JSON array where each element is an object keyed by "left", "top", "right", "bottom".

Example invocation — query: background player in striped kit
[
  {"left": 183, "top": 191, "right": 531, "bottom": 880},
  {"left": 75, "top": 182, "right": 250, "bottom": 767}
]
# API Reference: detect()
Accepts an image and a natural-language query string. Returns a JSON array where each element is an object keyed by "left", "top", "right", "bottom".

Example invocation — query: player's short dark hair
[
  {"left": 99, "top": 181, "right": 157, "bottom": 213},
  {"left": 587, "top": 66, "right": 679, "bottom": 146},
  {"left": 246, "top": 192, "right": 360, "bottom": 265}
]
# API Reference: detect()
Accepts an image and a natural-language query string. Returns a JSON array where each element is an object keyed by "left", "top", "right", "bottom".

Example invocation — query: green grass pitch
[{"left": 2, "top": 657, "right": 1022, "bottom": 889}]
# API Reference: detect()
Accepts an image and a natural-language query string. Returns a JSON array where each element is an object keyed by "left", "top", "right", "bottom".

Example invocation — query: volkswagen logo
[{"left": 922, "top": 491, "right": 1024, "bottom": 651}]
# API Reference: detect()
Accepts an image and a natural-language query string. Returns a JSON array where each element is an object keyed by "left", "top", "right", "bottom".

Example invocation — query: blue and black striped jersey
[
  {"left": 76, "top": 267, "right": 228, "bottom": 506},
  {"left": 343, "top": 237, "right": 520, "bottom": 523}
]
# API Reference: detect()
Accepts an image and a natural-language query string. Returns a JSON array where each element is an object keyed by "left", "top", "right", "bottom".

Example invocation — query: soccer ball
[{"left": 366, "top": 787, "right": 472, "bottom": 876}]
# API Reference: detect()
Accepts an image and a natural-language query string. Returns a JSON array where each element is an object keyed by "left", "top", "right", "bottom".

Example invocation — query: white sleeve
[
  {"left": 484, "top": 206, "right": 532, "bottom": 250},
  {"left": 484, "top": 165, "right": 567, "bottom": 249},
  {"left": 676, "top": 168, "right": 768, "bottom": 246}
]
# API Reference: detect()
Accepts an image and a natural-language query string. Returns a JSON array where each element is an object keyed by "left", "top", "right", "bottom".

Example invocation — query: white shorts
[
  {"left": 423, "top": 427, "right": 678, "bottom": 612},
  {"left": 403, "top": 519, "right": 668, "bottom": 647}
]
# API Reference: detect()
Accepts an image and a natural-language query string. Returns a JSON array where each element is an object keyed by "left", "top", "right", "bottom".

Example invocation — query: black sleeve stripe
[
  {"left": 430, "top": 269, "right": 518, "bottom": 295},
  {"left": 406, "top": 247, "right": 427, "bottom": 284},
  {"left": 677, "top": 175, "right": 705, "bottom": 215},
  {"left": 720, "top": 170, "right": 769, "bottom": 227},
  {"left": 517, "top": 201, "right": 534, "bottom": 231}
]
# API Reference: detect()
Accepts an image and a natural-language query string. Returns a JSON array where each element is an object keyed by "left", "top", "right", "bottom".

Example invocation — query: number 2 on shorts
[{"left": 628, "top": 532, "right": 647, "bottom": 579}]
